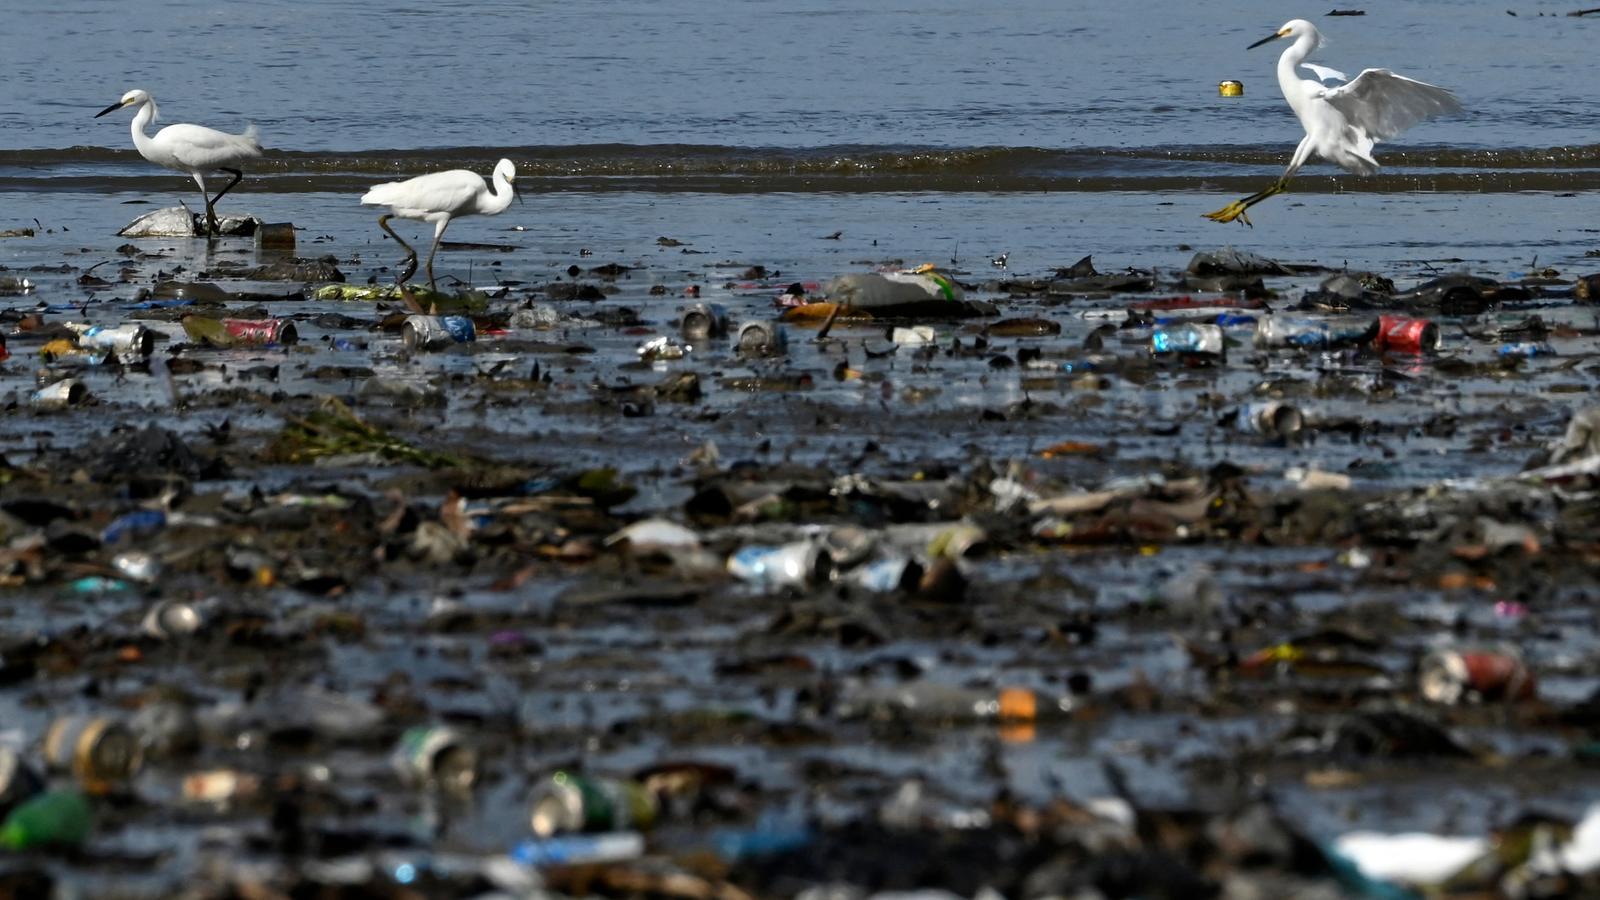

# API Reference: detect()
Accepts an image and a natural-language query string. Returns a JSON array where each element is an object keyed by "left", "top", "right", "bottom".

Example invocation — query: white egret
[
  {"left": 1204, "top": 19, "right": 1462, "bottom": 225},
  {"left": 360, "top": 159, "right": 519, "bottom": 290},
  {"left": 95, "top": 89, "right": 264, "bottom": 236}
]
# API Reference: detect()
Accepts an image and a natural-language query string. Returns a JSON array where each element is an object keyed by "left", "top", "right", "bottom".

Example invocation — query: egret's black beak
[
  {"left": 513, "top": 182, "right": 524, "bottom": 206},
  {"left": 94, "top": 101, "right": 124, "bottom": 118},
  {"left": 1247, "top": 31, "right": 1284, "bottom": 50}
]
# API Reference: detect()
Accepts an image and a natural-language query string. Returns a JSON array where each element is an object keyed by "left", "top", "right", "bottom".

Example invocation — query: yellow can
[{"left": 1219, "top": 80, "right": 1244, "bottom": 97}]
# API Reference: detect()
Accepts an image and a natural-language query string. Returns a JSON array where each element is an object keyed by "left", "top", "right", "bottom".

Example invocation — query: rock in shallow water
[{"left": 116, "top": 207, "right": 261, "bottom": 238}]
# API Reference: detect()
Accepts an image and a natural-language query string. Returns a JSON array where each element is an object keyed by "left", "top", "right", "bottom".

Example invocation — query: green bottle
[{"left": 0, "top": 790, "right": 91, "bottom": 850}]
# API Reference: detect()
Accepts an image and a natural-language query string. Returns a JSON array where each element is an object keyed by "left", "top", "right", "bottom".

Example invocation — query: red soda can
[
  {"left": 1374, "top": 315, "right": 1439, "bottom": 353},
  {"left": 1419, "top": 648, "right": 1536, "bottom": 705},
  {"left": 223, "top": 318, "right": 299, "bottom": 346}
]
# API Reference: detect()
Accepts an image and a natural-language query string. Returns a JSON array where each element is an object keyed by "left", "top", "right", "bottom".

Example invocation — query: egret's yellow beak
[
  {"left": 1247, "top": 28, "right": 1288, "bottom": 50},
  {"left": 94, "top": 98, "right": 129, "bottom": 118}
]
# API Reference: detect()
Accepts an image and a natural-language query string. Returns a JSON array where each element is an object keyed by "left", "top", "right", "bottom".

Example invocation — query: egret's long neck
[
  {"left": 480, "top": 173, "right": 515, "bottom": 215},
  {"left": 1276, "top": 33, "right": 1318, "bottom": 105},
  {"left": 129, "top": 102, "right": 157, "bottom": 159}
]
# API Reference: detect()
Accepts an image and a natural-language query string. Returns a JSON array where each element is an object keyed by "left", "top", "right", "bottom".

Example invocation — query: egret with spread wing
[
  {"left": 1204, "top": 19, "right": 1461, "bottom": 226},
  {"left": 95, "top": 89, "right": 264, "bottom": 236},
  {"left": 360, "top": 159, "right": 519, "bottom": 291}
]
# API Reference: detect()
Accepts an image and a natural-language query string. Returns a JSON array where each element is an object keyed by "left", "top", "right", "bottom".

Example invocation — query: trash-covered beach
[{"left": 1, "top": 175, "right": 1599, "bottom": 898}]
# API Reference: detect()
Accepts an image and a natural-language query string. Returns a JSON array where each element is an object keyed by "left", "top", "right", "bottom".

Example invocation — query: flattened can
[
  {"left": 680, "top": 303, "right": 729, "bottom": 339},
  {"left": 42, "top": 715, "right": 143, "bottom": 786},
  {"left": 1237, "top": 401, "right": 1304, "bottom": 439},
  {"left": 1151, "top": 323, "right": 1224, "bottom": 356},
  {"left": 1420, "top": 648, "right": 1536, "bottom": 705},
  {"left": 391, "top": 725, "right": 477, "bottom": 792},
  {"left": 32, "top": 378, "right": 86, "bottom": 409},
  {"left": 223, "top": 318, "right": 299, "bottom": 346},
  {"left": 402, "top": 315, "right": 476, "bottom": 351},
  {"left": 0, "top": 744, "right": 44, "bottom": 815},
  {"left": 80, "top": 324, "right": 154, "bottom": 356},
  {"left": 1374, "top": 315, "right": 1439, "bottom": 353},
  {"left": 735, "top": 320, "right": 787, "bottom": 357},
  {"left": 529, "top": 771, "right": 659, "bottom": 837}
]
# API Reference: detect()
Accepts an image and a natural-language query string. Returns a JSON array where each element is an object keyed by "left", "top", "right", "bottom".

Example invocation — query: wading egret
[
  {"left": 94, "top": 89, "right": 264, "bottom": 236},
  {"left": 360, "top": 159, "right": 518, "bottom": 290},
  {"left": 1204, "top": 19, "right": 1461, "bottom": 226}
]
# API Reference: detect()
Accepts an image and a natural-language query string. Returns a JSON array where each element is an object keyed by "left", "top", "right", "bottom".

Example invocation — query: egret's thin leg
[
  {"left": 378, "top": 215, "right": 419, "bottom": 285},
  {"left": 424, "top": 218, "right": 451, "bottom": 292},
  {"left": 1204, "top": 137, "right": 1313, "bottom": 226},
  {"left": 193, "top": 173, "right": 216, "bottom": 237},
  {"left": 207, "top": 167, "right": 244, "bottom": 232}
]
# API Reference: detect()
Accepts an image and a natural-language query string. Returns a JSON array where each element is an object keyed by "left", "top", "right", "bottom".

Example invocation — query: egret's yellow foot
[
  {"left": 1203, "top": 182, "right": 1287, "bottom": 227},
  {"left": 1203, "top": 199, "right": 1254, "bottom": 225}
]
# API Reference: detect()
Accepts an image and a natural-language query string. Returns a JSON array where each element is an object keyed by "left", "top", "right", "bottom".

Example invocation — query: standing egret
[
  {"left": 1204, "top": 19, "right": 1461, "bottom": 226},
  {"left": 94, "top": 89, "right": 264, "bottom": 236},
  {"left": 360, "top": 159, "right": 518, "bottom": 291}
]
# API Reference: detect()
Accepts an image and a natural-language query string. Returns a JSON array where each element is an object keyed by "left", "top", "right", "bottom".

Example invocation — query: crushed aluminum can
[
  {"left": 32, "top": 378, "right": 86, "bottom": 409},
  {"left": 112, "top": 552, "right": 161, "bottom": 582},
  {"left": 1151, "top": 323, "right": 1224, "bottom": 356},
  {"left": 847, "top": 555, "right": 924, "bottom": 593},
  {"left": 141, "top": 599, "right": 203, "bottom": 640},
  {"left": 1253, "top": 316, "right": 1373, "bottom": 350},
  {"left": 735, "top": 320, "right": 787, "bottom": 357},
  {"left": 1420, "top": 648, "right": 1536, "bottom": 705},
  {"left": 891, "top": 326, "right": 937, "bottom": 346},
  {"left": 0, "top": 744, "right": 44, "bottom": 815},
  {"left": 1237, "top": 401, "right": 1304, "bottom": 439},
  {"left": 680, "top": 302, "right": 728, "bottom": 339},
  {"left": 727, "top": 541, "right": 831, "bottom": 589},
  {"left": 637, "top": 335, "right": 688, "bottom": 362},
  {"left": 78, "top": 324, "right": 154, "bottom": 356},
  {"left": 42, "top": 714, "right": 143, "bottom": 786},
  {"left": 183, "top": 768, "right": 262, "bottom": 804},
  {"left": 223, "top": 318, "right": 299, "bottom": 346},
  {"left": 402, "top": 315, "right": 475, "bottom": 351},
  {"left": 391, "top": 726, "right": 477, "bottom": 792},
  {"left": 1499, "top": 342, "right": 1554, "bottom": 358},
  {"left": 1374, "top": 315, "right": 1440, "bottom": 354},
  {"left": 529, "top": 772, "right": 659, "bottom": 838}
]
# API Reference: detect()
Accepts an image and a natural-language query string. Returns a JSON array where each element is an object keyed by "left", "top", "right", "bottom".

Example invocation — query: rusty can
[
  {"left": 529, "top": 771, "right": 659, "bottom": 837},
  {"left": 680, "top": 303, "right": 728, "bottom": 339},
  {"left": 735, "top": 320, "right": 787, "bottom": 357},
  {"left": 1420, "top": 648, "right": 1536, "bottom": 705},
  {"left": 1374, "top": 315, "right": 1439, "bottom": 354},
  {"left": 391, "top": 725, "right": 477, "bottom": 792},
  {"left": 79, "top": 324, "right": 154, "bottom": 356},
  {"left": 1237, "top": 401, "right": 1304, "bottom": 439},
  {"left": 223, "top": 318, "right": 299, "bottom": 346},
  {"left": 32, "top": 378, "right": 86, "bottom": 409},
  {"left": 254, "top": 222, "right": 296, "bottom": 251},
  {"left": 402, "top": 315, "right": 476, "bottom": 351},
  {"left": 42, "top": 715, "right": 143, "bottom": 786},
  {"left": 0, "top": 744, "right": 43, "bottom": 815}
]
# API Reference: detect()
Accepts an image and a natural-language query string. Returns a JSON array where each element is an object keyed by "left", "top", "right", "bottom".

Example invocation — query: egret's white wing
[
  {"left": 361, "top": 169, "right": 486, "bottom": 217},
  {"left": 154, "top": 123, "right": 263, "bottom": 170},
  {"left": 1319, "top": 69, "right": 1462, "bottom": 141},
  {"left": 1300, "top": 62, "right": 1349, "bottom": 85}
]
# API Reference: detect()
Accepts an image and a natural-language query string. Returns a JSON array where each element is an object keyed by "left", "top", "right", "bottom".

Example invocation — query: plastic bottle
[{"left": 0, "top": 790, "right": 91, "bottom": 850}]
